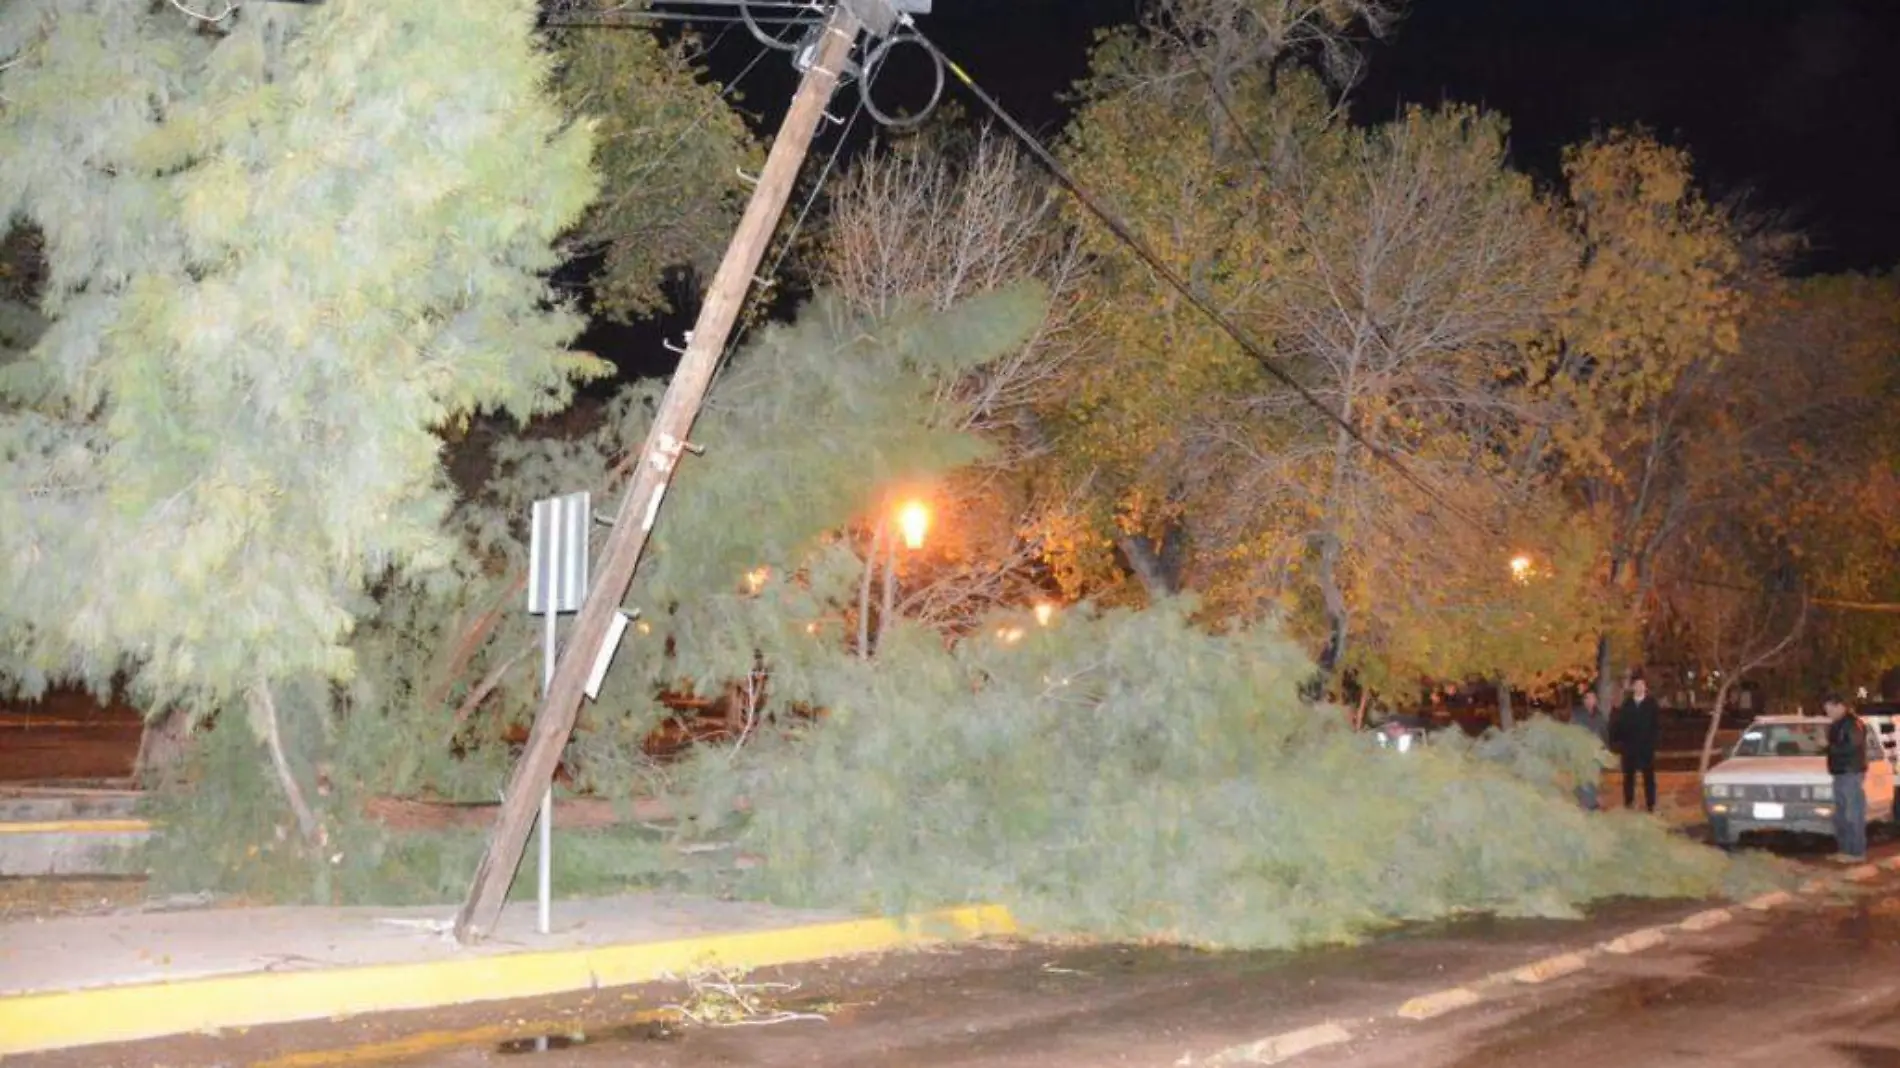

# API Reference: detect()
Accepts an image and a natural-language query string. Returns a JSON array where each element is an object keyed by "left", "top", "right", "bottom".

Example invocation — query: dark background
[{"left": 586, "top": 0, "right": 1900, "bottom": 379}]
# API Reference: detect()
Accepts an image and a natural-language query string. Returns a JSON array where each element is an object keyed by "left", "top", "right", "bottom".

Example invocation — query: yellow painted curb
[
  {"left": 0, "top": 819, "right": 151, "bottom": 836},
  {"left": 1205, "top": 1021, "right": 1352, "bottom": 1065},
  {"left": 1602, "top": 927, "right": 1667, "bottom": 955},
  {"left": 1508, "top": 952, "right": 1588, "bottom": 984},
  {"left": 1677, "top": 908, "right": 1732, "bottom": 932},
  {"left": 0, "top": 903, "right": 1017, "bottom": 1055},
  {"left": 1396, "top": 987, "right": 1482, "bottom": 1020}
]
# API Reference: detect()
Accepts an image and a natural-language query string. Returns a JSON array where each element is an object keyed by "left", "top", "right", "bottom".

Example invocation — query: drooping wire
[{"left": 903, "top": 22, "right": 1496, "bottom": 535}]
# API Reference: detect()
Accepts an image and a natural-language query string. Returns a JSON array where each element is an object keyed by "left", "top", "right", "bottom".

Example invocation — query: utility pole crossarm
[{"left": 452, "top": 3, "right": 866, "bottom": 945}]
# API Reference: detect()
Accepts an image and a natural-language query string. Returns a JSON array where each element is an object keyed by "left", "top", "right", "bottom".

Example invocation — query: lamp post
[{"left": 858, "top": 497, "right": 930, "bottom": 657}]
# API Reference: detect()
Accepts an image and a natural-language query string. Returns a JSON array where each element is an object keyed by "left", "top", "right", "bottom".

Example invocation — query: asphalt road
[
  {"left": 23, "top": 844, "right": 1899, "bottom": 1068},
  {"left": 1298, "top": 879, "right": 1900, "bottom": 1068}
]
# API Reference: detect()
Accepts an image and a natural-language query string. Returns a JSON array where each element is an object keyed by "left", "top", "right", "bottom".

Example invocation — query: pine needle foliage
[
  {"left": 702, "top": 600, "right": 1782, "bottom": 950},
  {"left": 0, "top": 0, "right": 601, "bottom": 719},
  {"left": 336, "top": 286, "right": 1047, "bottom": 801}
]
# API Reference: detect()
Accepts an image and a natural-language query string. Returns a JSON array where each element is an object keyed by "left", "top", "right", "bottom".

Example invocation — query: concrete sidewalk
[{"left": 0, "top": 891, "right": 1016, "bottom": 1055}]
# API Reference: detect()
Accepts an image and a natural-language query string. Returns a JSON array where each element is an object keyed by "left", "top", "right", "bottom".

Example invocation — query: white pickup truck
[{"left": 1701, "top": 715, "right": 1895, "bottom": 849}]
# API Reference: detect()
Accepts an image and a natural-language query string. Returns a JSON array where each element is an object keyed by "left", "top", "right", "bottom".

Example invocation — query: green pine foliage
[
  {"left": 695, "top": 600, "right": 1783, "bottom": 949},
  {"left": 549, "top": 23, "right": 759, "bottom": 321},
  {"left": 336, "top": 286, "right": 1048, "bottom": 801},
  {"left": 0, "top": 0, "right": 600, "bottom": 717}
]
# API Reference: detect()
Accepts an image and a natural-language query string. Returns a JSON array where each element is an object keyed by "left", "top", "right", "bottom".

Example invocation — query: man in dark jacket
[
  {"left": 1825, "top": 694, "right": 1869, "bottom": 862},
  {"left": 1611, "top": 672, "right": 1662, "bottom": 812}
]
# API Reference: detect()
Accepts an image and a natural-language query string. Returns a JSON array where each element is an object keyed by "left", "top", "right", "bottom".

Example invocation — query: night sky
[{"left": 586, "top": 0, "right": 1900, "bottom": 380}]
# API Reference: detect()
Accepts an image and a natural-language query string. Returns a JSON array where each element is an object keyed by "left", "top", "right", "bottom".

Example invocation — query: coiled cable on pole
[{"left": 858, "top": 23, "right": 944, "bottom": 129}]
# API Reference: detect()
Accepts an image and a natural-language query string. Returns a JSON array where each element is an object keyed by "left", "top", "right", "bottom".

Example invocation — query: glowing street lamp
[
  {"left": 1509, "top": 554, "right": 1533, "bottom": 582},
  {"left": 897, "top": 499, "right": 931, "bottom": 550},
  {"left": 1033, "top": 602, "right": 1056, "bottom": 627}
]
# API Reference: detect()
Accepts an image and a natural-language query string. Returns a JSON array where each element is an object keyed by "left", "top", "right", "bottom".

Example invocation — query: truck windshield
[{"left": 1733, "top": 723, "right": 1828, "bottom": 758}]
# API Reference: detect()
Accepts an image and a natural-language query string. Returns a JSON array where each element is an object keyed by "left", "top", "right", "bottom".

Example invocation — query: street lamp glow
[
  {"left": 1509, "top": 554, "right": 1532, "bottom": 581},
  {"left": 1034, "top": 602, "right": 1056, "bottom": 627},
  {"left": 897, "top": 500, "right": 931, "bottom": 550}
]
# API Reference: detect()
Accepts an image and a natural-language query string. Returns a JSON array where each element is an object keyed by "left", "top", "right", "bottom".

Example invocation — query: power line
[
  {"left": 766, "top": 87, "right": 867, "bottom": 282},
  {"left": 903, "top": 24, "right": 1496, "bottom": 537}
]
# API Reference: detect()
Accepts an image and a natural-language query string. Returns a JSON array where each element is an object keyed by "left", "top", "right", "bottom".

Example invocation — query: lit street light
[
  {"left": 1509, "top": 554, "right": 1533, "bottom": 582},
  {"left": 897, "top": 500, "right": 931, "bottom": 550},
  {"left": 1034, "top": 602, "right": 1056, "bottom": 627},
  {"left": 861, "top": 496, "right": 934, "bottom": 657}
]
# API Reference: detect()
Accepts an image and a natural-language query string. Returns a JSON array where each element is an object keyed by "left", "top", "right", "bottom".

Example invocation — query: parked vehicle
[
  {"left": 1702, "top": 715, "right": 1895, "bottom": 849},
  {"left": 1856, "top": 702, "right": 1900, "bottom": 770},
  {"left": 1370, "top": 714, "right": 1436, "bottom": 754}
]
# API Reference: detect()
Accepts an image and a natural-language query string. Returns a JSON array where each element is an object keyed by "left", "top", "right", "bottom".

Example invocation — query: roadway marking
[
  {"left": 1677, "top": 909, "right": 1734, "bottom": 932},
  {"left": 1603, "top": 927, "right": 1668, "bottom": 954},
  {"left": 1508, "top": 952, "right": 1589, "bottom": 984},
  {"left": 1203, "top": 1021, "right": 1353, "bottom": 1065},
  {"left": 1396, "top": 987, "right": 1483, "bottom": 1020}
]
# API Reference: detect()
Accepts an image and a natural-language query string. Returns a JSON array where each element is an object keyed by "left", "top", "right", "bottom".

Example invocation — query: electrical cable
[
  {"left": 739, "top": 0, "right": 815, "bottom": 51},
  {"left": 904, "top": 22, "right": 1496, "bottom": 535},
  {"left": 857, "top": 26, "right": 943, "bottom": 129}
]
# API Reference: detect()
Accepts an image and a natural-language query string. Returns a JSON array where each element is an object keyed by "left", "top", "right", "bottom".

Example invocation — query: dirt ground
[{"left": 0, "top": 876, "right": 147, "bottom": 921}]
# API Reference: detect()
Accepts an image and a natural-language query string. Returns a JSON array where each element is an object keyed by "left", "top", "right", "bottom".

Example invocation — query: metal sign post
[{"left": 527, "top": 491, "right": 589, "bottom": 936}]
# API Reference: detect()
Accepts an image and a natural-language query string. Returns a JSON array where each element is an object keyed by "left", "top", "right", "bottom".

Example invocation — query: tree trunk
[
  {"left": 1700, "top": 678, "right": 1736, "bottom": 775},
  {"left": 1594, "top": 555, "right": 1626, "bottom": 711},
  {"left": 1496, "top": 676, "right": 1515, "bottom": 730},
  {"left": 1593, "top": 632, "right": 1616, "bottom": 712},
  {"left": 1118, "top": 525, "right": 1186, "bottom": 603},
  {"left": 134, "top": 707, "right": 195, "bottom": 786},
  {"left": 1315, "top": 530, "right": 1348, "bottom": 676},
  {"left": 251, "top": 682, "right": 320, "bottom": 846}
]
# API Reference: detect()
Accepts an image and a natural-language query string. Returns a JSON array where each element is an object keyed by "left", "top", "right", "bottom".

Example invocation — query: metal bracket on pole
[
  {"left": 584, "top": 609, "right": 637, "bottom": 701},
  {"left": 842, "top": 0, "right": 929, "bottom": 37}
]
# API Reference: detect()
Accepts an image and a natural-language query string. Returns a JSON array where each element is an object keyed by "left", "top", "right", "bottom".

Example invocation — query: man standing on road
[
  {"left": 1571, "top": 688, "right": 1609, "bottom": 810},
  {"left": 1612, "top": 671, "right": 1661, "bottom": 812},
  {"left": 1825, "top": 694, "right": 1869, "bottom": 863}
]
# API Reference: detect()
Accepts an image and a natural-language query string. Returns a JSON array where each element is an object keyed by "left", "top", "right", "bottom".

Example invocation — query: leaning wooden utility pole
[{"left": 453, "top": 3, "right": 867, "bottom": 944}]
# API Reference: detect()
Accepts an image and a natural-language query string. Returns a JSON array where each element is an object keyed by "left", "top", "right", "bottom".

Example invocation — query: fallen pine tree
[{"left": 666, "top": 600, "right": 1785, "bottom": 951}]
